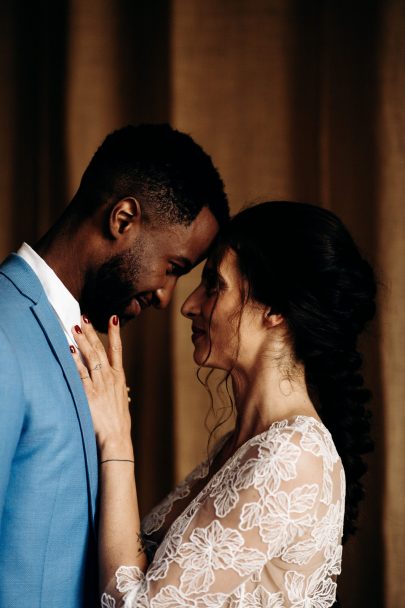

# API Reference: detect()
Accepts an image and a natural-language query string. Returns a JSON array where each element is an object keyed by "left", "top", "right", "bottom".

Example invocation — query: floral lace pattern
[{"left": 103, "top": 416, "right": 345, "bottom": 607}]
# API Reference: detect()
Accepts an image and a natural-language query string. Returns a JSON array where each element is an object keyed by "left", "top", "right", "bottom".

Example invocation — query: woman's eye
[
  {"left": 204, "top": 278, "right": 219, "bottom": 296},
  {"left": 201, "top": 267, "right": 224, "bottom": 296}
]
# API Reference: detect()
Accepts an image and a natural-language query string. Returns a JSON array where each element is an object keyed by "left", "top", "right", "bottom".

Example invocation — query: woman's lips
[{"left": 191, "top": 327, "right": 206, "bottom": 343}]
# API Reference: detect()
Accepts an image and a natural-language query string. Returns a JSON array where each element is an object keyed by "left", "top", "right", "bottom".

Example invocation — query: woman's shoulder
[
  {"left": 230, "top": 415, "right": 344, "bottom": 507},
  {"left": 249, "top": 415, "right": 340, "bottom": 465}
]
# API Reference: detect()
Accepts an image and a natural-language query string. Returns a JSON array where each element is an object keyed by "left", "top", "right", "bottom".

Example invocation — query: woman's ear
[
  {"left": 263, "top": 307, "right": 284, "bottom": 328},
  {"left": 109, "top": 197, "right": 142, "bottom": 240}
]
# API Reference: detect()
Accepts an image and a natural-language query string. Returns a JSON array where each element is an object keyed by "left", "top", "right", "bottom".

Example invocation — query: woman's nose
[{"left": 181, "top": 287, "right": 200, "bottom": 319}]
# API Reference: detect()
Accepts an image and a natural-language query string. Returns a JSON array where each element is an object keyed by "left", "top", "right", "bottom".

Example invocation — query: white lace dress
[{"left": 102, "top": 415, "right": 345, "bottom": 607}]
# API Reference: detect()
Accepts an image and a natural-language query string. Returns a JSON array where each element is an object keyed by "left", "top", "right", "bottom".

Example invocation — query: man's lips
[
  {"left": 137, "top": 294, "right": 153, "bottom": 309},
  {"left": 122, "top": 294, "right": 153, "bottom": 319},
  {"left": 123, "top": 297, "right": 142, "bottom": 319}
]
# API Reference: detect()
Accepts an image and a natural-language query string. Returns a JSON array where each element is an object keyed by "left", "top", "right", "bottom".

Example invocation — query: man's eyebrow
[{"left": 175, "top": 256, "right": 193, "bottom": 271}]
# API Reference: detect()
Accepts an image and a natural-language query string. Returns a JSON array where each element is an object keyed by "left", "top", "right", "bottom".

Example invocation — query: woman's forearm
[
  {"left": 69, "top": 319, "right": 148, "bottom": 595},
  {"left": 98, "top": 442, "right": 148, "bottom": 594}
]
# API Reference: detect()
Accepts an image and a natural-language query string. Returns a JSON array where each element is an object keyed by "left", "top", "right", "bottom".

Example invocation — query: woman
[{"left": 71, "top": 201, "right": 376, "bottom": 607}]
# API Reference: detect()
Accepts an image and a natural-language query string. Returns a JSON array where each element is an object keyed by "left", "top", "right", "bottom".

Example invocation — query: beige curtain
[
  {"left": 171, "top": 5, "right": 386, "bottom": 606},
  {"left": 378, "top": 2, "right": 405, "bottom": 605},
  {"left": 1, "top": 1, "right": 404, "bottom": 605}
]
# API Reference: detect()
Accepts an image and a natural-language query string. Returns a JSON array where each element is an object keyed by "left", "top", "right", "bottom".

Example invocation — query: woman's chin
[
  {"left": 193, "top": 347, "right": 214, "bottom": 367},
  {"left": 193, "top": 349, "right": 206, "bottom": 366},
  {"left": 193, "top": 350, "right": 228, "bottom": 370}
]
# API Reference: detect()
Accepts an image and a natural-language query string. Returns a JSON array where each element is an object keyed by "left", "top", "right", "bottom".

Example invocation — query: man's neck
[{"left": 35, "top": 224, "right": 88, "bottom": 302}]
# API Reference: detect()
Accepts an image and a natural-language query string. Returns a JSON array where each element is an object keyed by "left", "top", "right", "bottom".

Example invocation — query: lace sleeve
[{"left": 102, "top": 417, "right": 344, "bottom": 608}]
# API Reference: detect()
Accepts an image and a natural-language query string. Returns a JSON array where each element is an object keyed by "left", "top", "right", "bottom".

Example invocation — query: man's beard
[{"left": 80, "top": 248, "right": 142, "bottom": 333}]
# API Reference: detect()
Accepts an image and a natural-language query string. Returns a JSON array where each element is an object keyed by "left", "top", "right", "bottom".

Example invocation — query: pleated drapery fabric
[
  {"left": 1, "top": 2, "right": 404, "bottom": 606},
  {"left": 377, "top": 3, "right": 405, "bottom": 605}
]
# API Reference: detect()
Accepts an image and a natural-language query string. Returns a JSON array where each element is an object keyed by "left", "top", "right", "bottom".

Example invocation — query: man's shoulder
[
  {"left": 0, "top": 270, "right": 32, "bottom": 317},
  {"left": 0, "top": 252, "right": 45, "bottom": 309},
  {"left": 0, "top": 268, "right": 43, "bottom": 349},
  {"left": 0, "top": 253, "right": 44, "bottom": 304}
]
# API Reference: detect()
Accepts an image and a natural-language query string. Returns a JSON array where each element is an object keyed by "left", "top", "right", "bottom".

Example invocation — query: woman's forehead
[
  {"left": 207, "top": 246, "right": 236, "bottom": 269},
  {"left": 205, "top": 248, "right": 245, "bottom": 289}
]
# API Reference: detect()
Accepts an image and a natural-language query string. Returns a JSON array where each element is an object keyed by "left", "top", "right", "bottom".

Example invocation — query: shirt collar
[{"left": 16, "top": 242, "right": 81, "bottom": 344}]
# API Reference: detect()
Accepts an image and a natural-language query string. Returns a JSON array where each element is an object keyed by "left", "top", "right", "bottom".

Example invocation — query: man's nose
[{"left": 154, "top": 280, "right": 176, "bottom": 310}]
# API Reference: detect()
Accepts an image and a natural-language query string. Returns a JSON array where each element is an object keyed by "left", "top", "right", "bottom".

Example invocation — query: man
[{"left": 0, "top": 124, "right": 229, "bottom": 607}]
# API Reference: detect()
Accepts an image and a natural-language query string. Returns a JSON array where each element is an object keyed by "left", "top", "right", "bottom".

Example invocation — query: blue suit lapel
[
  {"left": 32, "top": 301, "right": 99, "bottom": 527},
  {"left": 0, "top": 254, "right": 99, "bottom": 528}
]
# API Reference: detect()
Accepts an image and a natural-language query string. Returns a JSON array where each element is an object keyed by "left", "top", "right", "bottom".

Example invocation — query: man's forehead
[
  {"left": 162, "top": 207, "right": 219, "bottom": 262},
  {"left": 183, "top": 207, "right": 220, "bottom": 263}
]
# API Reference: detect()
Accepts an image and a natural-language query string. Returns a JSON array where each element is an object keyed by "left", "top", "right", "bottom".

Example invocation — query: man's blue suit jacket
[{"left": 0, "top": 254, "right": 99, "bottom": 607}]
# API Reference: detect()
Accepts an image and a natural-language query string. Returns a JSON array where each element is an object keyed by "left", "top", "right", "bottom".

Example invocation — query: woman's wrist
[
  {"left": 98, "top": 436, "right": 135, "bottom": 462},
  {"left": 100, "top": 458, "right": 135, "bottom": 466}
]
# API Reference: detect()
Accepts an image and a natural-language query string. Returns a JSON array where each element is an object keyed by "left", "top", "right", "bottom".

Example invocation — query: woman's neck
[{"left": 229, "top": 357, "right": 319, "bottom": 449}]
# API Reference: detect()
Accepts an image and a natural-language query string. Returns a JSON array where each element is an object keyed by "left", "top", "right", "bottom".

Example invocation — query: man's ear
[
  {"left": 263, "top": 307, "right": 284, "bottom": 328},
  {"left": 109, "top": 197, "right": 142, "bottom": 240}
]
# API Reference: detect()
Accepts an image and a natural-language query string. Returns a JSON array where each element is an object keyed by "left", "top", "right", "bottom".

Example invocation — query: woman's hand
[
  {"left": 70, "top": 315, "right": 134, "bottom": 461},
  {"left": 71, "top": 318, "right": 145, "bottom": 593}
]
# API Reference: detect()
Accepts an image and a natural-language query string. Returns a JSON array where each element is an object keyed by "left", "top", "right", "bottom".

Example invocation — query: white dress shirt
[{"left": 17, "top": 242, "right": 81, "bottom": 347}]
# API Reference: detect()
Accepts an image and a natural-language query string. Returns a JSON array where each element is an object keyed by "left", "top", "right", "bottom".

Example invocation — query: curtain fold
[
  {"left": 377, "top": 2, "right": 405, "bottom": 605},
  {"left": 65, "top": 0, "right": 174, "bottom": 513}
]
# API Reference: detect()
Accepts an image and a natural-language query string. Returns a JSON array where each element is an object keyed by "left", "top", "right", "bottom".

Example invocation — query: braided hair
[{"left": 214, "top": 201, "right": 376, "bottom": 541}]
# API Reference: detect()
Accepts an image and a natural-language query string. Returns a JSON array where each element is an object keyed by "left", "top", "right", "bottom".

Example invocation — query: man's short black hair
[{"left": 74, "top": 124, "right": 229, "bottom": 227}]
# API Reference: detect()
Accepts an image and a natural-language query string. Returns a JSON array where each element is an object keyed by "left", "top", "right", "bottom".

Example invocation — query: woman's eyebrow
[{"left": 202, "top": 266, "right": 226, "bottom": 284}]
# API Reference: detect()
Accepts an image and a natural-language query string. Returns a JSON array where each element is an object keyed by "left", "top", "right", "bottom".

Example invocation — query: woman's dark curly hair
[{"left": 212, "top": 201, "right": 377, "bottom": 543}]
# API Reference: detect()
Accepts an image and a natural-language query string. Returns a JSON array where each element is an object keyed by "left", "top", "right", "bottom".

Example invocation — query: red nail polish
[
  {"left": 74, "top": 325, "right": 82, "bottom": 334},
  {"left": 112, "top": 315, "right": 119, "bottom": 326},
  {"left": 70, "top": 345, "right": 76, "bottom": 353},
  {"left": 83, "top": 315, "right": 90, "bottom": 324}
]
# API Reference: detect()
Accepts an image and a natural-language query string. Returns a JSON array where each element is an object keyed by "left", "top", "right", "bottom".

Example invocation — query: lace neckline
[{"left": 215, "top": 414, "right": 326, "bottom": 465}]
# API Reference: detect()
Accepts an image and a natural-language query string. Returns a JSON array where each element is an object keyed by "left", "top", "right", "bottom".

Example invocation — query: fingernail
[
  {"left": 83, "top": 315, "right": 90, "bottom": 324},
  {"left": 74, "top": 325, "right": 82, "bottom": 334},
  {"left": 70, "top": 345, "right": 76, "bottom": 353},
  {"left": 112, "top": 315, "right": 119, "bottom": 326}
]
